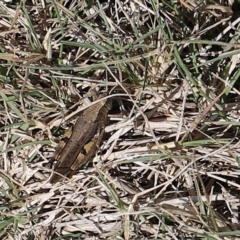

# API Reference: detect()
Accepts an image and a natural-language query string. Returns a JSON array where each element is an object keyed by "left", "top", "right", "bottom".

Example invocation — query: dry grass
[{"left": 0, "top": 0, "right": 240, "bottom": 239}]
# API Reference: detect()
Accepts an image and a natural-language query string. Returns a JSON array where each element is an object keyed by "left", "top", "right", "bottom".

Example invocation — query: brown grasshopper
[{"left": 50, "top": 94, "right": 111, "bottom": 183}]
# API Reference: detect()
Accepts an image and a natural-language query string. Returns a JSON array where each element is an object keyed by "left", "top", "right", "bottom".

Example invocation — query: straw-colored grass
[{"left": 0, "top": 0, "right": 240, "bottom": 239}]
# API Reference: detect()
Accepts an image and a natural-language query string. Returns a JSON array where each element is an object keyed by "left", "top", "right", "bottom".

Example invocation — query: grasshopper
[{"left": 50, "top": 94, "right": 111, "bottom": 183}]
